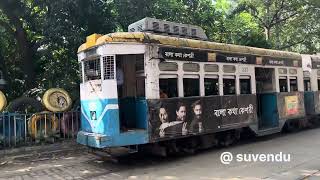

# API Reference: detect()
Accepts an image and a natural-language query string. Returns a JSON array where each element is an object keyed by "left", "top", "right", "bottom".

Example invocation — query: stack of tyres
[
  {"left": 42, "top": 88, "right": 74, "bottom": 136},
  {"left": 28, "top": 112, "right": 58, "bottom": 140}
]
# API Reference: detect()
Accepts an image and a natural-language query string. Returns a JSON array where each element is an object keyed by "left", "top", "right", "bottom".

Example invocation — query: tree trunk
[
  {"left": 13, "top": 17, "right": 36, "bottom": 89},
  {"left": 264, "top": 27, "right": 271, "bottom": 41},
  {"left": 0, "top": 1, "right": 36, "bottom": 89},
  {"left": 0, "top": 52, "right": 9, "bottom": 91}
]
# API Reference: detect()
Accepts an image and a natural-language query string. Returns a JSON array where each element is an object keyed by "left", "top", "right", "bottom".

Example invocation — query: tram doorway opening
[
  {"left": 116, "top": 54, "right": 147, "bottom": 132},
  {"left": 255, "top": 68, "right": 279, "bottom": 129}
]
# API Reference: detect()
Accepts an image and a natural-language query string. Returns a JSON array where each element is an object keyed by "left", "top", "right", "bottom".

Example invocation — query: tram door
[
  {"left": 255, "top": 68, "right": 279, "bottom": 129},
  {"left": 116, "top": 54, "right": 147, "bottom": 132}
]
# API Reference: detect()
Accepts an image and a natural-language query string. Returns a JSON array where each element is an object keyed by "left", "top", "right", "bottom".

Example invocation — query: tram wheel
[
  {"left": 297, "top": 118, "right": 310, "bottom": 129},
  {"left": 284, "top": 120, "right": 299, "bottom": 132},
  {"left": 217, "top": 130, "right": 240, "bottom": 147},
  {"left": 42, "top": 88, "right": 72, "bottom": 112}
]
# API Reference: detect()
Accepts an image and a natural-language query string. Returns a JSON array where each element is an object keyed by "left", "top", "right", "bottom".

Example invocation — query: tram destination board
[
  {"left": 159, "top": 47, "right": 301, "bottom": 67},
  {"left": 159, "top": 47, "right": 208, "bottom": 62}
]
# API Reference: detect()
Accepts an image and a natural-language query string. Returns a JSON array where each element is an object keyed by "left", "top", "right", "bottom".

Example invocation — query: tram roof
[{"left": 78, "top": 32, "right": 301, "bottom": 60}]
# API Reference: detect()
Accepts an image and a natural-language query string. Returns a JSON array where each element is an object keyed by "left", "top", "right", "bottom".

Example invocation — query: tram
[{"left": 76, "top": 17, "right": 319, "bottom": 153}]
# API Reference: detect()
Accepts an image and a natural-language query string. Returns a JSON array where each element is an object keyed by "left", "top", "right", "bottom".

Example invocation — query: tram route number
[{"left": 241, "top": 67, "right": 249, "bottom": 73}]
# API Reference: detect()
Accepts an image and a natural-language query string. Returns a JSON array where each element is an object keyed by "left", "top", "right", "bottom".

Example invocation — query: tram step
[{"left": 257, "top": 127, "right": 281, "bottom": 136}]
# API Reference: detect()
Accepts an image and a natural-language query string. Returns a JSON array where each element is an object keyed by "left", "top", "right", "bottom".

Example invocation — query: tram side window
[
  {"left": 223, "top": 76, "right": 236, "bottom": 95},
  {"left": 84, "top": 58, "right": 101, "bottom": 81},
  {"left": 240, "top": 76, "right": 251, "bottom": 94},
  {"left": 183, "top": 77, "right": 200, "bottom": 97},
  {"left": 159, "top": 77, "right": 178, "bottom": 98},
  {"left": 318, "top": 79, "right": 320, "bottom": 90},
  {"left": 204, "top": 77, "right": 219, "bottom": 96},
  {"left": 279, "top": 77, "right": 288, "bottom": 92},
  {"left": 289, "top": 77, "right": 298, "bottom": 92}
]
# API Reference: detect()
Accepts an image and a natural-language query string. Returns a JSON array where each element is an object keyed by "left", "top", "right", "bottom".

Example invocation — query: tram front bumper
[{"left": 77, "top": 131, "right": 110, "bottom": 148}]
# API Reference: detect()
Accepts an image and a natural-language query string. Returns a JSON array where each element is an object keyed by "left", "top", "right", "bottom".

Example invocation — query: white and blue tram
[{"left": 77, "top": 18, "right": 319, "bottom": 152}]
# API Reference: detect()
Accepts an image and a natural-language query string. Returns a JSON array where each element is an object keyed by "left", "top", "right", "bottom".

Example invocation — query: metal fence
[{"left": 0, "top": 111, "right": 80, "bottom": 149}]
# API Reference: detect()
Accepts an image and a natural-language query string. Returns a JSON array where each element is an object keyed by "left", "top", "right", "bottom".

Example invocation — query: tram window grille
[
  {"left": 135, "top": 54, "right": 144, "bottom": 72},
  {"left": 289, "top": 77, "right": 298, "bottom": 91},
  {"left": 103, "top": 56, "right": 115, "bottom": 80},
  {"left": 223, "top": 78, "right": 236, "bottom": 95},
  {"left": 240, "top": 77, "right": 251, "bottom": 94},
  {"left": 183, "top": 78, "right": 200, "bottom": 97},
  {"left": 204, "top": 78, "right": 219, "bottom": 96},
  {"left": 84, "top": 58, "right": 101, "bottom": 81},
  {"left": 159, "top": 78, "right": 178, "bottom": 98},
  {"left": 279, "top": 77, "right": 288, "bottom": 92},
  {"left": 136, "top": 77, "right": 145, "bottom": 97}
]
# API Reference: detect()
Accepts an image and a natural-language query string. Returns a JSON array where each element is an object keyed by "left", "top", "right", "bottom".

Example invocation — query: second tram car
[{"left": 77, "top": 18, "right": 318, "bottom": 153}]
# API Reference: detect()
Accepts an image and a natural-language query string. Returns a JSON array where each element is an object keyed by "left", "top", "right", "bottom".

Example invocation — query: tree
[
  {"left": 0, "top": 0, "right": 39, "bottom": 89},
  {"left": 233, "top": 0, "right": 320, "bottom": 52}
]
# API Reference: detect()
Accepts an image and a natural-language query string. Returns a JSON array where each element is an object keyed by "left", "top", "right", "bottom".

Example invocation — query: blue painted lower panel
[{"left": 77, "top": 130, "right": 149, "bottom": 148}]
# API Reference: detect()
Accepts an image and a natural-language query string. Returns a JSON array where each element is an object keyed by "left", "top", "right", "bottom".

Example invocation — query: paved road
[{"left": 1, "top": 128, "right": 320, "bottom": 180}]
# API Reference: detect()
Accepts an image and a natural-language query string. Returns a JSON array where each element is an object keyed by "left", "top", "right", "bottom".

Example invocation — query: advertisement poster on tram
[
  {"left": 148, "top": 96, "right": 257, "bottom": 140},
  {"left": 285, "top": 95, "right": 299, "bottom": 115}
]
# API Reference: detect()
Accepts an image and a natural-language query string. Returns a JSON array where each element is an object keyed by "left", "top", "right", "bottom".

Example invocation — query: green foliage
[
  {"left": 0, "top": 0, "right": 319, "bottom": 101},
  {"left": 232, "top": 0, "right": 320, "bottom": 52}
]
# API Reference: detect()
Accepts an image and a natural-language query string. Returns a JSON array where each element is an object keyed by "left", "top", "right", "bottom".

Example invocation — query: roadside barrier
[{"left": 0, "top": 111, "right": 80, "bottom": 149}]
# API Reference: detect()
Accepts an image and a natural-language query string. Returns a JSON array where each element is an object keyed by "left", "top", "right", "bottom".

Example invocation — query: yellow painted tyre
[
  {"left": 0, "top": 91, "right": 7, "bottom": 112},
  {"left": 42, "top": 88, "right": 72, "bottom": 112},
  {"left": 28, "top": 112, "right": 59, "bottom": 139}
]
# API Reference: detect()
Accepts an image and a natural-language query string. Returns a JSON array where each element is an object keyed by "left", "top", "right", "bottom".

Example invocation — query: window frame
[
  {"left": 159, "top": 74, "right": 179, "bottom": 98},
  {"left": 223, "top": 75, "right": 236, "bottom": 95},
  {"left": 289, "top": 76, "right": 298, "bottom": 92},
  {"left": 239, "top": 75, "right": 252, "bottom": 94},
  {"left": 204, "top": 74, "right": 219, "bottom": 96},
  {"left": 183, "top": 75, "right": 200, "bottom": 97},
  {"left": 279, "top": 76, "right": 288, "bottom": 92}
]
